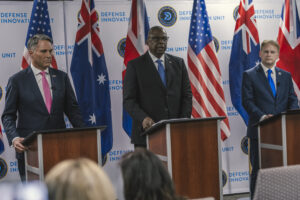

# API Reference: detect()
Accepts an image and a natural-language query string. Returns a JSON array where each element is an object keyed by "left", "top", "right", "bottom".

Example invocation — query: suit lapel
[
  {"left": 145, "top": 52, "right": 166, "bottom": 90},
  {"left": 26, "top": 67, "right": 49, "bottom": 111},
  {"left": 256, "top": 65, "right": 275, "bottom": 98},
  {"left": 275, "top": 67, "right": 283, "bottom": 99},
  {"left": 49, "top": 68, "right": 58, "bottom": 114}
]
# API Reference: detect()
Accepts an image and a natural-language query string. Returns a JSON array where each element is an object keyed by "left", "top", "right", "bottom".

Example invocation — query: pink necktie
[{"left": 41, "top": 71, "right": 52, "bottom": 113}]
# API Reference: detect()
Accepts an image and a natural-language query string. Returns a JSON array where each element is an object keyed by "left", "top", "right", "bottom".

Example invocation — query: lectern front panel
[{"left": 170, "top": 120, "right": 219, "bottom": 199}]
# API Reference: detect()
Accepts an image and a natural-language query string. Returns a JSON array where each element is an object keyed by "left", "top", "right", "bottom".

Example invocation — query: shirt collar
[
  {"left": 148, "top": 51, "right": 165, "bottom": 63},
  {"left": 31, "top": 65, "right": 49, "bottom": 76},
  {"left": 261, "top": 63, "right": 276, "bottom": 74}
]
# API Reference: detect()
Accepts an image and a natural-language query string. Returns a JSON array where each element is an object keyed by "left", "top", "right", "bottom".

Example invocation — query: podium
[
  {"left": 258, "top": 110, "right": 300, "bottom": 169},
  {"left": 22, "top": 126, "right": 105, "bottom": 181},
  {"left": 144, "top": 117, "right": 224, "bottom": 200}
]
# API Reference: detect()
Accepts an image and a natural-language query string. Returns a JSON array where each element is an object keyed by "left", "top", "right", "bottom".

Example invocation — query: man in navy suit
[
  {"left": 1, "top": 34, "right": 85, "bottom": 181},
  {"left": 123, "top": 26, "right": 192, "bottom": 148},
  {"left": 242, "top": 40, "right": 299, "bottom": 197}
]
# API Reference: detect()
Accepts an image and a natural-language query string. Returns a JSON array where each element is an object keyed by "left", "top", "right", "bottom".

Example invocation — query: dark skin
[
  {"left": 13, "top": 40, "right": 53, "bottom": 153},
  {"left": 142, "top": 27, "right": 169, "bottom": 130}
]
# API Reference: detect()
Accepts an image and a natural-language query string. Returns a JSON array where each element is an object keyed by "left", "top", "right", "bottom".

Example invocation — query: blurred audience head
[
  {"left": 45, "top": 158, "right": 116, "bottom": 200},
  {"left": 120, "top": 149, "right": 184, "bottom": 200}
]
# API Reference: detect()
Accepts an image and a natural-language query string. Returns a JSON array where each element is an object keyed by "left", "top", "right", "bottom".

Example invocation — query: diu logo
[
  {"left": 241, "top": 136, "right": 249, "bottom": 155},
  {"left": 222, "top": 170, "right": 228, "bottom": 187},
  {"left": 0, "top": 158, "right": 8, "bottom": 180},
  {"left": 117, "top": 38, "right": 126, "bottom": 58},
  {"left": 233, "top": 5, "right": 239, "bottom": 21},
  {"left": 158, "top": 6, "right": 177, "bottom": 27},
  {"left": 213, "top": 36, "right": 220, "bottom": 53}
]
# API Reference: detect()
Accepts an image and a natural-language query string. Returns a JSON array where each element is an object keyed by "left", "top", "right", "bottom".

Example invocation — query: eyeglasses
[{"left": 149, "top": 36, "right": 169, "bottom": 42}]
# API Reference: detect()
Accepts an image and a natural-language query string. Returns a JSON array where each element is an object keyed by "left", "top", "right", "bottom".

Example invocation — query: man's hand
[
  {"left": 142, "top": 117, "right": 155, "bottom": 130},
  {"left": 12, "top": 137, "right": 27, "bottom": 153}
]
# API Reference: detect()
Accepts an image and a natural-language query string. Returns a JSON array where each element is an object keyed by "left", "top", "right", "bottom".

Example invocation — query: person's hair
[
  {"left": 261, "top": 40, "right": 280, "bottom": 52},
  {"left": 45, "top": 158, "right": 116, "bottom": 200},
  {"left": 147, "top": 26, "right": 167, "bottom": 39},
  {"left": 27, "top": 34, "right": 53, "bottom": 51},
  {"left": 120, "top": 149, "right": 185, "bottom": 200}
]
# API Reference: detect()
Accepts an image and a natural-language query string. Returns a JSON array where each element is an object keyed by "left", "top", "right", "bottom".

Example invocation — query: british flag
[
  {"left": 21, "top": 0, "right": 57, "bottom": 69},
  {"left": 122, "top": 0, "right": 149, "bottom": 137},
  {"left": 277, "top": 0, "right": 300, "bottom": 99},
  {"left": 229, "top": 0, "right": 260, "bottom": 125},
  {"left": 187, "top": 0, "right": 230, "bottom": 140},
  {"left": 70, "top": 0, "right": 113, "bottom": 162}
]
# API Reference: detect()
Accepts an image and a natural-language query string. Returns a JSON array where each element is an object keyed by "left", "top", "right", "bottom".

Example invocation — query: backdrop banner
[{"left": 0, "top": 0, "right": 283, "bottom": 198}]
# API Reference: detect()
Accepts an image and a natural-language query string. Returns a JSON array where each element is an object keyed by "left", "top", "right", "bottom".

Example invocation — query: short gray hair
[{"left": 27, "top": 34, "right": 53, "bottom": 51}]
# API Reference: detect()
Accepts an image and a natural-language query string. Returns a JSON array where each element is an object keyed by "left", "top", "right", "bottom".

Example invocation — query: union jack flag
[
  {"left": 0, "top": 125, "right": 4, "bottom": 154},
  {"left": 21, "top": 0, "right": 57, "bottom": 69},
  {"left": 70, "top": 0, "right": 113, "bottom": 162},
  {"left": 187, "top": 0, "right": 230, "bottom": 140},
  {"left": 277, "top": 0, "right": 300, "bottom": 99},
  {"left": 122, "top": 0, "right": 149, "bottom": 137},
  {"left": 229, "top": 0, "right": 260, "bottom": 125}
]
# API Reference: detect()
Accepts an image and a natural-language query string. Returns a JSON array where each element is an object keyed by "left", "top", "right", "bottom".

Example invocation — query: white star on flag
[
  {"left": 97, "top": 73, "right": 106, "bottom": 85},
  {"left": 88, "top": 113, "right": 96, "bottom": 124}
]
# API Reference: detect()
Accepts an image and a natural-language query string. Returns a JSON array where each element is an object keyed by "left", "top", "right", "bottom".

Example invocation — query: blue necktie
[
  {"left": 156, "top": 59, "right": 166, "bottom": 86},
  {"left": 267, "top": 69, "right": 276, "bottom": 97}
]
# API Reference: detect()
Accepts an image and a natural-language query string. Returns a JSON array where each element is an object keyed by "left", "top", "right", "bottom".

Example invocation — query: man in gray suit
[
  {"left": 123, "top": 26, "right": 192, "bottom": 148},
  {"left": 242, "top": 40, "right": 299, "bottom": 197},
  {"left": 1, "top": 34, "right": 85, "bottom": 181}
]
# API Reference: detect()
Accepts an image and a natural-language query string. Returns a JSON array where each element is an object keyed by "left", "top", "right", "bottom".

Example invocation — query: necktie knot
[{"left": 267, "top": 69, "right": 272, "bottom": 76}]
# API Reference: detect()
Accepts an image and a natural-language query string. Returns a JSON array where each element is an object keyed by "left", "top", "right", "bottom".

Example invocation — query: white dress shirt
[{"left": 148, "top": 51, "right": 165, "bottom": 70}]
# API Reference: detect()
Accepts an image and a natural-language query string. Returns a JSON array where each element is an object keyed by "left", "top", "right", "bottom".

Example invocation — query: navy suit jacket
[
  {"left": 242, "top": 64, "right": 299, "bottom": 139},
  {"left": 123, "top": 52, "right": 192, "bottom": 145},
  {"left": 1, "top": 67, "right": 85, "bottom": 146}
]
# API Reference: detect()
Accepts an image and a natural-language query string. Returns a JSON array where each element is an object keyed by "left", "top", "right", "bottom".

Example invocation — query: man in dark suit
[
  {"left": 1, "top": 34, "right": 85, "bottom": 181},
  {"left": 123, "top": 26, "right": 192, "bottom": 147},
  {"left": 242, "top": 40, "right": 299, "bottom": 197}
]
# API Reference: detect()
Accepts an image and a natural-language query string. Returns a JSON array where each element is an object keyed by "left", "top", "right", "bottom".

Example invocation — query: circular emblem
[
  {"left": 213, "top": 36, "right": 220, "bottom": 53},
  {"left": 233, "top": 5, "right": 239, "bottom": 21},
  {"left": 222, "top": 170, "right": 228, "bottom": 187},
  {"left": 241, "top": 136, "right": 249, "bottom": 155},
  {"left": 158, "top": 6, "right": 177, "bottom": 27},
  {"left": 0, "top": 86, "right": 3, "bottom": 102},
  {"left": 117, "top": 38, "right": 126, "bottom": 58},
  {"left": 0, "top": 158, "right": 8, "bottom": 180}
]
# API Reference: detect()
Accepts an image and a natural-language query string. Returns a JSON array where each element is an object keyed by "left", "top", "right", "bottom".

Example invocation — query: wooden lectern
[
  {"left": 22, "top": 126, "right": 105, "bottom": 181},
  {"left": 258, "top": 110, "right": 300, "bottom": 169},
  {"left": 144, "top": 117, "right": 224, "bottom": 200}
]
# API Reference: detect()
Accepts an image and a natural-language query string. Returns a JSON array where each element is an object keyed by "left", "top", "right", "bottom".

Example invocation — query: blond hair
[{"left": 45, "top": 158, "right": 116, "bottom": 200}]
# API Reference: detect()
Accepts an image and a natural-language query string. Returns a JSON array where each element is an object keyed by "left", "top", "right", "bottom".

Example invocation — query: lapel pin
[
  {"left": 52, "top": 75, "right": 56, "bottom": 78},
  {"left": 278, "top": 72, "right": 281, "bottom": 76}
]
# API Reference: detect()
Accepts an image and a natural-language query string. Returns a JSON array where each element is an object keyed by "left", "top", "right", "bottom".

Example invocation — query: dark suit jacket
[
  {"left": 242, "top": 64, "right": 299, "bottom": 139},
  {"left": 1, "top": 66, "right": 85, "bottom": 147},
  {"left": 123, "top": 52, "right": 192, "bottom": 145}
]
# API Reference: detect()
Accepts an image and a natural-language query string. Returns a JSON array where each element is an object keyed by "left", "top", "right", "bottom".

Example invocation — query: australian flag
[
  {"left": 229, "top": 0, "right": 260, "bottom": 125},
  {"left": 70, "top": 0, "right": 113, "bottom": 162}
]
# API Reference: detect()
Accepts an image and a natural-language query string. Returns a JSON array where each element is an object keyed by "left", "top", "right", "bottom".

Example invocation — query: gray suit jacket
[
  {"left": 242, "top": 64, "right": 299, "bottom": 139},
  {"left": 123, "top": 52, "right": 192, "bottom": 145},
  {"left": 1, "top": 67, "right": 85, "bottom": 146}
]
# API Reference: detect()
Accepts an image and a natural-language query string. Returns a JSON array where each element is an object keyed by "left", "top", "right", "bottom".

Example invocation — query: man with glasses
[{"left": 123, "top": 26, "right": 192, "bottom": 148}]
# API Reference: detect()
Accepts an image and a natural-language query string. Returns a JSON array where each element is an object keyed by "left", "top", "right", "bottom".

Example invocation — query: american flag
[
  {"left": 70, "top": 0, "right": 113, "bottom": 162},
  {"left": 122, "top": 0, "right": 149, "bottom": 137},
  {"left": 277, "top": 0, "right": 300, "bottom": 99},
  {"left": 229, "top": 0, "right": 260, "bottom": 125},
  {"left": 187, "top": 0, "right": 230, "bottom": 140},
  {"left": 22, "top": 0, "right": 57, "bottom": 69},
  {"left": 0, "top": 125, "right": 4, "bottom": 154}
]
